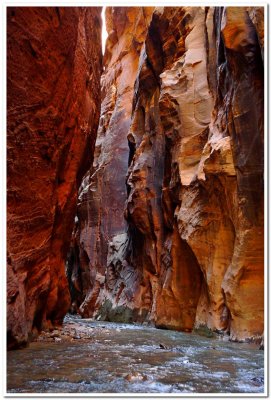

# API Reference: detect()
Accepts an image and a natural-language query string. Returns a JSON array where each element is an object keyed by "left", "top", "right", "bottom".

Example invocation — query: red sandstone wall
[
  {"left": 68, "top": 7, "right": 264, "bottom": 342},
  {"left": 7, "top": 6, "right": 102, "bottom": 349}
]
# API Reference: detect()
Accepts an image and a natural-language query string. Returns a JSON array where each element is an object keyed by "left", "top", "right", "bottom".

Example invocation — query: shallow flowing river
[{"left": 7, "top": 316, "right": 264, "bottom": 394}]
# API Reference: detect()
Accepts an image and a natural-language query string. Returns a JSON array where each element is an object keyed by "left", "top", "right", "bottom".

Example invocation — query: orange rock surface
[
  {"left": 66, "top": 7, "right": 154, "bottom": 317},
  {"left": 7, "top": 7, "right": 102, "bottom": 349},
  {"left": 8, "top": 6, "right": 263, "bottom": 346},
  {"left": 69, "top": 6, "right": 264, "bottom": 343}
]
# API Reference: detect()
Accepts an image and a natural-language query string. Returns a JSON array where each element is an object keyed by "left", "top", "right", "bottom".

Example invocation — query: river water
[{"left": 7, "top": 317, "right": 264, "bottom": 394}]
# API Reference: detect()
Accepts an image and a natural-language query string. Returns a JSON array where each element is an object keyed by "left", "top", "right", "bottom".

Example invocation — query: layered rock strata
[
  {"left": 7, "top": 6, "right": 102, "bottom": 349},
  {"left": 69, "top": 6, "right": 264, "bottom": 342}
]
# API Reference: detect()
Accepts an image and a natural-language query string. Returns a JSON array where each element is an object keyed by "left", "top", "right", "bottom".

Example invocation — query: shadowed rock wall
[
  {"left": 7, "top": 6, "right": 102, "bottom": 349},
  {"left": 68, "top": 6, "right": 264, "bottom": 342},
  {"left": 67, "top": 7, "right": 154, "bottom": 318}
]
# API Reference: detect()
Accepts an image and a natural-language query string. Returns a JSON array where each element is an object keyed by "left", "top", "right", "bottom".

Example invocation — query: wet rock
[
  {"left": 7, "top": 7, "right": 102, "bottom": 349},
  {"left": 72, "top": 335, "right": 81, "bottom": 340},
  {"left": 40, "top": 378, "right": 56, "bottom": 382},
  {"left": 159, "top": 343, "right": 170, "bottom": 350},
  {"left": 50, "top": 331, "right": 60, "bottom": 338},
  {"left": 33, "top": 317, "right": 96, "bottom": 343},
  {"left": 193, "top": 326, "right": 217, "bottom": 339},
  {"left": 125, "top": 372, "right": 147, "bottom": 382},
  {"left": 259, "top": 336, "right": 264, "bottom": 350},
  {"left": 174, "top": 347, "right": 184, "bottom": 354},
  {"left": 251, "top": 377, "right": 264, "bottom": 386}
]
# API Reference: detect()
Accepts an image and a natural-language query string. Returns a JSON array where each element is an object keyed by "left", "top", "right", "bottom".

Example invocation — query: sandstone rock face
[
  {"left": 67, "top": 7, "right": 154, "bottom": 318},
  {"left": 7, "top": 7, "right": 102, "bottom": 349},
  {"left": 69, "top": 6, "right": 264, "bottom": 342}
]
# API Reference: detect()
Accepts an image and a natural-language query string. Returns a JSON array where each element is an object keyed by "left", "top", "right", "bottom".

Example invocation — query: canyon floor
[{"left": 7, "top": 315, "right": 264, "bottom": 394}]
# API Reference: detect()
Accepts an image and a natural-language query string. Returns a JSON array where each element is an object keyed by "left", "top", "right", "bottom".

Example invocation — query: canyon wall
[
  {"left": 66, "top": 7, "right": 154, "bottom": 317},
  {"left": 7, "top": 7, "right": 102, "bottom": 349},
  {"left": 70, "top": 6, "right": 264, "bottom": 342}
]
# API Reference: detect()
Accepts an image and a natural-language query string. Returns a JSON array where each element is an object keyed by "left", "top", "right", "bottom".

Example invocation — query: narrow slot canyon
[{"left": 6, "top": 6, "right": 265, "bottom": 395}]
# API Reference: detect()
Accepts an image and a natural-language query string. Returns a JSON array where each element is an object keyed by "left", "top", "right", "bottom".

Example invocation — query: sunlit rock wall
[{"left": 69, "top": 6, "right": 264, "bottom": 342}]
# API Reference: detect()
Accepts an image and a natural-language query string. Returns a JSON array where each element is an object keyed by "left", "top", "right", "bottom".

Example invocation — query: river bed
[{"left": 7, "top": 315, "right": 264, "bottom": 394}]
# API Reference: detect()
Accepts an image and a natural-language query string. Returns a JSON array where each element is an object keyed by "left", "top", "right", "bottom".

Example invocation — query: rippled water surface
[{"left": 7, "top": 318, "right": 264, "bottom": 394}]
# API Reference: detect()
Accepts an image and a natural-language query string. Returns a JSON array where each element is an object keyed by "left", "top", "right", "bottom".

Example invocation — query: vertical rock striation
[
  {"left": 67, "top": 7, "right": 154, "bottom": 319},
  {"left": 7, "top": 7, "right": 102, "bottom": 349},
  {"left": 69, "top": 6, "right": 264, "bottom": 342}
]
